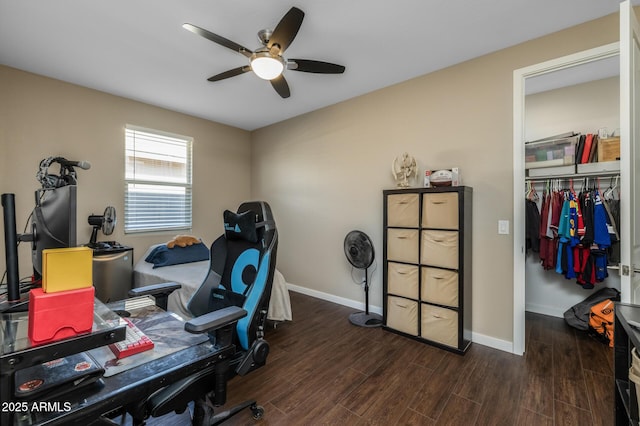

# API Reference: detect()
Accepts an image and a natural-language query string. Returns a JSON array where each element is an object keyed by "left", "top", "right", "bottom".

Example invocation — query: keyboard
[{"left": 109, "top": 317, "right": 154, "bottom": 359}]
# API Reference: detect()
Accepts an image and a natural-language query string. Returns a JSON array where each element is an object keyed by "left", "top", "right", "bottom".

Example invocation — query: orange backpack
[{"left": 588, "top": 299, "right": 615, "bottom": 347}]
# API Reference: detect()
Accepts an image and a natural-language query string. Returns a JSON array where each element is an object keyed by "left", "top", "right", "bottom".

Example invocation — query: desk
[
  {"left": 614, "top": 303, "right": 640, "bottom": 425},
  {"left": 1, "top": 297, "right": 227, "bottom": 425},
  {"left": 1, "top": 298, "right": 125, "bottom": 425}
]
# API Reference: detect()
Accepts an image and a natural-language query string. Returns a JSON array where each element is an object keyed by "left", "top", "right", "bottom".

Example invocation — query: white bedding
[{"left": 134, "top": 244, "right": 292, "bottom": 322}]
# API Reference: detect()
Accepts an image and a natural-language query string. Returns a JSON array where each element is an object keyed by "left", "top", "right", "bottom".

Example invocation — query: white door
[{"left": 620, "top": 0, "right": 640, "bottom": 303}]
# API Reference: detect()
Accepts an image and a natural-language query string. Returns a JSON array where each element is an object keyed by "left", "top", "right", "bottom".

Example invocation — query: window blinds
[{"left": 124, "top": 126, "right": 193, "bottom": 233}]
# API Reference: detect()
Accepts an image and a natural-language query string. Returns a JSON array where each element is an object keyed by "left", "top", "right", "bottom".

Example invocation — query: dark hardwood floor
[{"left": 147, "top": 291, "right": 615, "bottom": 425}]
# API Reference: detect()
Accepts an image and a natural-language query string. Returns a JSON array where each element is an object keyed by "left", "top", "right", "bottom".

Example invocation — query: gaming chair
[{"left": 128, "top": 201, "right": 278, "bottom": 425}]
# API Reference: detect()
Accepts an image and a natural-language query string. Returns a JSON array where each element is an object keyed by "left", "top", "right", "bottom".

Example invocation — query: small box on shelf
[
  {"left": 598, "top": 137, "right": 620, "bottom": 162},
  {"left": 525, "top": 134, "right": 579, "bottom": 170}
]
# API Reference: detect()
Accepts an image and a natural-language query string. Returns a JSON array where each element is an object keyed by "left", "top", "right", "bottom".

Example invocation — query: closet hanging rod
[{"left": 525, "top": 171, "right": 620, "bottom": 182}]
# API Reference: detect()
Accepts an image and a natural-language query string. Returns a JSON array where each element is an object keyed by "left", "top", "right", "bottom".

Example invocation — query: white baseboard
[
  {"left": 286, "top": 283, "right": 519, "bottom": 355},
  {"left": 471, "top": 332, "right": 514, "bottom": 354},
  {"left": 525, "top": 302, "right": 565, "bottom": 319},
  {"left": 286, "top": 283, "right": 382, "bottom": 315}
]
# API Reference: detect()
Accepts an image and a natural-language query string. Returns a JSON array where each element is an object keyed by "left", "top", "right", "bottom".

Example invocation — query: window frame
[{"left": 124, "top": 125, "right": 193, "bottom": 234}]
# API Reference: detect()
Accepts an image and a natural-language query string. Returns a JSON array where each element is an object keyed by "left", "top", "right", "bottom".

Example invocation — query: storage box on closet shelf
[
  {"left": 525, "top": 133, "right": 579, "bottom": 170},
  {"left": 526, "top": 130, "right": 621, "bottom": 178},
  {"left": 576, "top": 134, "right": 620, "bottom": 175}
]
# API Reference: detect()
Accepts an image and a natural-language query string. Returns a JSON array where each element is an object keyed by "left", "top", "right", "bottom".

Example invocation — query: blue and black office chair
[{"left": 127, "top": 201, "right": 278, "bottom": 425}]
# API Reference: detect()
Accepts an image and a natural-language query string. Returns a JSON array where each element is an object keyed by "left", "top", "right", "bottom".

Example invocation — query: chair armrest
[
  {"left": 128, "top": 282, "right": 182, "bottom": 310},
  {"left": 185, "top": 306, "right": 247, "bottom": 334},
  {"left": 128, "top": 282, "right": 182, "bottom": 297}
]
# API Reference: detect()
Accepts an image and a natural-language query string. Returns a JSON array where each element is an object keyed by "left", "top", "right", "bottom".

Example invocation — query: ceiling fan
[{"left": 183, "top": 6, "right": 346, "bottom": 98}]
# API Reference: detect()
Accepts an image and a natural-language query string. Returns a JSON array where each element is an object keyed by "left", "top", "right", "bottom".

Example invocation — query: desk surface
[
  {"left": 616, "top": 303, "right": 640, "bottom": 347},
  {"left": 0, "top": 298, "right": 126, "bottom": 385},
  {"left": 89, "top": 298, "right": 208, "bottom": 378},
  {"left": 0, "top": 298, "right": 122, "bottom": 356},
  {"left": 9, "top": 297, "right": 227, "bottom": 426},
  {"left": 35, "top": 340, "right": 227, "bottom": 425}
]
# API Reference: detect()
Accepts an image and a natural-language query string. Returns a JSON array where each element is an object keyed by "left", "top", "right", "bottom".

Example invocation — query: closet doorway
[{"left": 512, "top": 0, "right": 640, "bottom": 356}]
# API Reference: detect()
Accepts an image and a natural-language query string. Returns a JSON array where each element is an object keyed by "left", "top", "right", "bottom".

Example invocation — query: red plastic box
[{"left": 28, "top": 287, "right": 95, "bottom": 345}]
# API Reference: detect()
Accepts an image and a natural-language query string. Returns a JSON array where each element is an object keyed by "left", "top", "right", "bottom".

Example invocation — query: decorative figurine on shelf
[{"left": 392, "top": 152, "right": 417, "bottom": 188}]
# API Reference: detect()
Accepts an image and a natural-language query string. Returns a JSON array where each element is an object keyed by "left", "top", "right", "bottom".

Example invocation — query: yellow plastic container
[{"left": 42, "top": 246, "right": 93, "bottom": 293}]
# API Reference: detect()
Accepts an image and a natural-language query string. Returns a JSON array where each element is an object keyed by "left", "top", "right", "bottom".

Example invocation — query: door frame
[
  {"left": 512, "top": 42, "right": 621, "bottom": 356},
  {"left": 620, "top": 0, "right": 640, "bottom": 305}
]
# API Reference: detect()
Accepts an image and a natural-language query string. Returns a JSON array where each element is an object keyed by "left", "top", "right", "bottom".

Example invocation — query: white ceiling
[{"left": 0, "top": 1, "right": 635, "bottom": 131}]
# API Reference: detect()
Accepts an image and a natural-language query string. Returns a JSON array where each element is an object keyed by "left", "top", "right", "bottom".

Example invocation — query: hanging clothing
[
  {"left": 579, "top": 191, "right": 594, "bottom": 246},
  {"left": 606, "top": 198, "right": 621, "bottom": 264},
  {"left": 526, "top": 177, "right": 618, "bottom": 289},
  {"left": 593, "top": 192, "right": 612, "bottom": 248},
  {"left": 568, "top": 193, "right": 581, "bottom": 249},
  {"left": 556, "top": 196, "right": 575, "bottom": 278},
  {"left": 525, "top": 199, "right": 540, "bottom": 253},
  {"left": 592, "top": 249, "right": 609, "bottom": 282},
  {"left": 539, "top": 192, "right": 555, "bottom": 269},
  {"left": 601, "top": 198, "right": 620, "bottom": 241},
  {"left": 551, "top": 190, "right": 563, "bottom": 232},
  {"left": 573, "top": 246, "right": 595, "bottom": 289}
]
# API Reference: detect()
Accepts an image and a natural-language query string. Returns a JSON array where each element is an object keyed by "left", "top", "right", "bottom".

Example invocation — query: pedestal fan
[{"left": 344, "top": 230, "right": 382, "bottom": 327}]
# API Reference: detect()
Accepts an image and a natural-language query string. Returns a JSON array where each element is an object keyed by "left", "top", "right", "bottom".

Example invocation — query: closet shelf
[
  {"left": 525, "top": 169, "right": 619, "bottom": 181},
  {"left": 526, "top": 160, "right": 620, "bottom": 181}
]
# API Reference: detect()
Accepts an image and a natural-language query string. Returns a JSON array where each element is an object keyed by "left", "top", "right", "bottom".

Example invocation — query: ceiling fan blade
[
  {"left": 268, "top": 7, "right": 304, "bottom": 54},
  {"left": 183, "top": 23, "right": 253, "bottom": 58},
  {"left": 208, "top": 66, "right": 251, "bottom": 82},
  {"left": 270, "top": 75, "right": 290, "bottom": 98},
  {"left": 288, "top": 59, "right": 346, "bottom": 74}
]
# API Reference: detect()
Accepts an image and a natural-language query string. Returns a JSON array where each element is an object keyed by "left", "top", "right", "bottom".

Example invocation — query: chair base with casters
[
  {"left": 192, "top": 399, "right": 264, "bottom": 425},
  {"left": 145, "top": 346, "right": 266, "bottom": 425}
]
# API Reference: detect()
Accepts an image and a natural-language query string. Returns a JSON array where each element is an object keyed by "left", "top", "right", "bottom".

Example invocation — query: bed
[{"left": 133, "top": 243, "right": 292, "bottom": 323}]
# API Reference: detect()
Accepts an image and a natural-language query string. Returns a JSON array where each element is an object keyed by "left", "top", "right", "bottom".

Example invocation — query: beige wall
[
  {"left": 250, "top": 12, "right": 621, "bottom": 345},
  {"left": 0, "top": 66, "right": 251, "bottom": 277}
]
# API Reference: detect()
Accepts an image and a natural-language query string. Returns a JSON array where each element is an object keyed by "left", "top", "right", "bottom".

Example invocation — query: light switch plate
[{"left": 498, "top": 220, "right": 509, "bottom": 235}]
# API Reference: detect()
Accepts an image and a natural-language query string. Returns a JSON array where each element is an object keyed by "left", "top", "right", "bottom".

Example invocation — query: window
[{"left": 124, "top": 125, "right": 193, "bottom": 233}]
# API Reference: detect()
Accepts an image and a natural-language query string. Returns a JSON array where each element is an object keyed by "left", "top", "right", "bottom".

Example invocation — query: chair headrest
[
  {"left": 223, "top": 201, "right": 276, "bottom": 243},
  {"left": 237, "top": 202, "right": 274, "bottom": 228},
  {"left": 223, "top": 210, "right": 258, "bottom": 243},
  {"left": 237, "top": 201, "right": 276, "bottom": 232}
]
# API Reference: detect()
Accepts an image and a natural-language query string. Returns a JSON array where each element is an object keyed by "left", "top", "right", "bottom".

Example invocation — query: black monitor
[{"left": 31, "top": 185, "right": 77, "bottom": 278}]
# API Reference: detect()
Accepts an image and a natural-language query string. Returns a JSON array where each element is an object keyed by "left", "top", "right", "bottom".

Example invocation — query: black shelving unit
[{"left": 382, "top": 186, "right": 472, "bottom": 354}]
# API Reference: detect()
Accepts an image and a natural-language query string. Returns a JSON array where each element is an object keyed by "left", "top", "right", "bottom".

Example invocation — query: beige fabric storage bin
[
  {"left": 631, "top": 347, "right": 640, "bottom": 412},
  {"left": 388, "top": 263, "right": 419, "bottom": 299},
  {"left": 421, "top": 230, "right": 458, "bottom": 269},
  {"left": 421, "top": 267, "right": 459, "bottom": 307},
  {"left": 386, "top": 296, "right": 418, "bottom": 336},
  {"left": 422, "top": 193, "right": 459, "bottom": 229},
  {"left": 387, "top": 193, "right": 420, "bottom": 227},
  {"left": 387, "top": 229, "right": 419, "bottom": 264},
  {"left": 421, "top": 304, "right": 458, "bottom": 347}
]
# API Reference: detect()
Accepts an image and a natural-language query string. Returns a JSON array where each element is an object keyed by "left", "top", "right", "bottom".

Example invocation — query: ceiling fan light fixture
[
  {"left": 184, "top": 7, "right": 345, "bottom": 98},
  {"left": 250, "top": 51, "right": 285, "bottom": 80}
]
